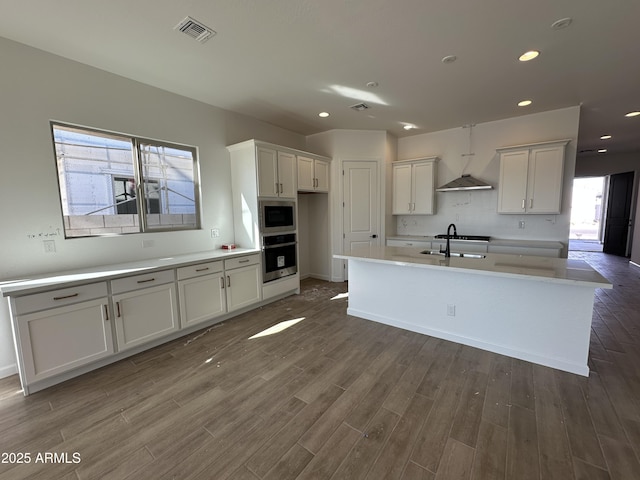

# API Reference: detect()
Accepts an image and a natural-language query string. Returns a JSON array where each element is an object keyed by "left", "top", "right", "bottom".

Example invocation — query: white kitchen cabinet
[
  {"left": 257, "top": 147, "right": 296, "bottom": 198},
  {"left": 497, "top": 140, "right": 569, "bottom": 214},
  {"left": 488, "top": 244, "right": 562, "bottom": 258},
  {"left": 430, "top": 240, "right": 489, "bottom": 254},
  {"left": 387, "top": 239, "right": 432, "bottom": 248},
  {"left": 112, "top": 270, "right": 179, "bottom": 351},
  {"left": 178, "top": 261, "right": 226, "bottom": 328},
  {"left": 298, "top": 155, "right": 329, "bottom": 192},
  {"left": 224, "top": 254, "right": 261, "bottom": 312},
  {"left": 392, "top": 157, "right": 438, "bottom": 215},
  {"left": 13, "top": 283, "right": 113, "bottom": 383}
]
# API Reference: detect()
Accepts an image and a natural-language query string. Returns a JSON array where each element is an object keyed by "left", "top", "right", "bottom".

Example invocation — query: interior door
[
  {"left": 603, "top": 171, "right": 634, "bottom": 256},
  {"left": 343, "top": 161, "right": 379, "bottom": 280}
]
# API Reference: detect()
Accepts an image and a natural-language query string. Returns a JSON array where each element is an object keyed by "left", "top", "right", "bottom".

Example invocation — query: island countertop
[{"left": 335, "top": 245, "right": 612, "bottom": 289}]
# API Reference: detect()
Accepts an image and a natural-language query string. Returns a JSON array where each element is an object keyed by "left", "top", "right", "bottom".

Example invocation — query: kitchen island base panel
[{"left": 346, "top": 260, "right": 595, "bottom": 376}]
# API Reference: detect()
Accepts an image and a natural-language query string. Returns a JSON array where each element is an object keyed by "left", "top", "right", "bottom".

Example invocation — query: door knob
[{"left": 370, "top": 234, "right": 378, "bottom": 238}]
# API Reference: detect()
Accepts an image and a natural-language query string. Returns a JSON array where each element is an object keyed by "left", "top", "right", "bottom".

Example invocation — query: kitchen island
[{"left": 335, "top": 246, "right": 612, "bottom": 376}]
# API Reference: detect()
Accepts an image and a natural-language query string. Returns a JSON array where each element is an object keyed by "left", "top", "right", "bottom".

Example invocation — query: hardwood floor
[{"left": 1, "top": 252, "right": 639, "bottom": 479}]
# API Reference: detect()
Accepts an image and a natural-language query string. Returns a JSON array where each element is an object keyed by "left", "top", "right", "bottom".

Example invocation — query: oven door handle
[{"left": 263, "top": 241, "right": 297, "bottom": 249}]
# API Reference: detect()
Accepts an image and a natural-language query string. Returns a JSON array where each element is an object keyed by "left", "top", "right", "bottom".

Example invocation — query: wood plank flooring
[{"left": 1, "top": 251, "right": 639, "bottom": 479}]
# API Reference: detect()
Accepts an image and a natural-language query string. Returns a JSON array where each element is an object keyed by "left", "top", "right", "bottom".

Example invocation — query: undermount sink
[{"left": 420, "top": 250, "right": 486, "bottom": 259}]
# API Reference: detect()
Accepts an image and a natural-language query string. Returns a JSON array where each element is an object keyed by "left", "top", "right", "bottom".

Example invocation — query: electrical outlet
[
  {"left": 43, "top": 240, "right": 56, "bottom": 253},
  {"left": 211, "top": 228, "right": 220, "bottom": 238},
  {"left": 519, "top": 220, "right": 525, "bottom": 229},
  {"left": 447, "top": 304, "right": 456, "bottom": 316},
  {"left": 142, "top": 239, "right": 155, "bottom": 248}
]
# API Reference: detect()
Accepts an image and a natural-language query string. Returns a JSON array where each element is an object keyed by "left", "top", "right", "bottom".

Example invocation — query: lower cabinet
[
  {"left": 16, "top": 296, "right": 113, "bottom": 383},
  {"left": 224, "top": 255, "right": 262, "bottom": 312},
  {"left": 7, "top": 253, "right": 263, "bottom": 394},
  {"left": 178, "top": 262, "right": 226, "bottom": 328},
  {"left": 387, "top": 239, "right": 431, "bottom": 248},
  {"left": 111, "top": 271, "right": 179, "bottom": 352}
]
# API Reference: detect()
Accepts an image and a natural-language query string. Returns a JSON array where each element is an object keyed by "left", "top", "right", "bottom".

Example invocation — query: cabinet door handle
[
  {"left": 239, "top": 259, "right": 250, "bottom": 263},
  {"left": 137, "top": 277, "right": 155, "bottom": 284},
  {"left": 522, "top": 199, "right": 526, "bottom": 209},
  {"left": 279, "top": 183, "right": 284, "bottom": 194},
  {"left": 195, "top": 267, "right": 210, "bottom": 272},
  {"left": 275, "top": 182, "right": 279, "bottom": 194},
  {"left": 530, "top": 198, "right": 533, "bottom": 209},
  {"left": 408, "top": 202, "right": 412, "bottom": 212},
  {"left": 53, "top": 293, "right": 79, "bottom": 301},
  {"left": 103, "top": 304, "right": 109, "bottom": 321},
  {"left": 116, "top": 301, "right": 121, "bottom": 318},
  {"left": 220, "top": 277, "right": 225, "bottom": 289},
  {"left": 227, "top": 275, "right": 231, "bottom": 288}
]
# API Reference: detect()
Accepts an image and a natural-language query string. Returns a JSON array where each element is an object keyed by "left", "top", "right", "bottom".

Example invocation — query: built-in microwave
[{"left": 259, "top": 200, "right": 296, "bottom": 234}]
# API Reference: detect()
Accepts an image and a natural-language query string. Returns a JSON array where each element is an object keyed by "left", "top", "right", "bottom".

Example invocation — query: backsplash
[{"left": 395, "top": 190, "right": 566, "bottom": 240}]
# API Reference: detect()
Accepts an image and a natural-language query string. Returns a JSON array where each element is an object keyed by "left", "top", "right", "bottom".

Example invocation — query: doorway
[
  {"left": 569, "top": 177, "right": 605, "bottom": 252},
  {"left": 602, "top": 171, "right": 634, "bottom": 256},
  {"left": 342, "top": 160, "right": 380, "bottom": 280},
  {"left": 569, "top": 173, "right": 635, "bottom": 256}
]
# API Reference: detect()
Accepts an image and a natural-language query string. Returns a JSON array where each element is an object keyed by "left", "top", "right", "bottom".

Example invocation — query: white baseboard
[{"left": 0, "top": 363, "right": 18, "bottom": 379}]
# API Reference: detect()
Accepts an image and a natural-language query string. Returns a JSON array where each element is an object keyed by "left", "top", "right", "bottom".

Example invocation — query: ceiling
[{"left": 1, "top": 0, "right": 639, "bottom": 157}]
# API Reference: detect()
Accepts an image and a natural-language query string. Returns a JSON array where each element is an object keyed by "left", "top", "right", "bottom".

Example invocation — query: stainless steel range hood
[{"left": 436, "top": 174, "right": 493, "bottom": 192}]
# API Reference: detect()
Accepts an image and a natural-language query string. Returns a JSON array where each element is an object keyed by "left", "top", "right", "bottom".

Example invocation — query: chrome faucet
[{"left": 445, "top": 223, "right": 457, "bottom": 258}]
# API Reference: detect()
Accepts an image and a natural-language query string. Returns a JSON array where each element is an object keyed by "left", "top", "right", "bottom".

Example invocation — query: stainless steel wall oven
[{"left": 262, "top": 233, "right": 297, "bottom": 283}]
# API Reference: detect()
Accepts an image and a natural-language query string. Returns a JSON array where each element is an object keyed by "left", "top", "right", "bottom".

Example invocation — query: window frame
[{"left": 50, "top": 121, "right": 202, "bottom": 238}]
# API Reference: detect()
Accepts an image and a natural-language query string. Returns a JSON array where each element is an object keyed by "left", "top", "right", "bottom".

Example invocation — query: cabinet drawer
[
  {"left": 177, "top": 261, "right": 223, "bottom": 280},
  {"left": 224, "top": 254, "right": 260, "bottom": 270},
  {"left": 14, "top": 282, "right": 108, "bottom": 315},
  {"left": 387, "top": 239, "right": 431, "bottom": 248},
  {"left": 111, "top": 269, "right": 175, "bottom": 294}
]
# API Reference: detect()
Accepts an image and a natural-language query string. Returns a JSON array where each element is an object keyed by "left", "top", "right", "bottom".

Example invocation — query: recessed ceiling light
[
  {"left": 318, "top": 112, "right": 329, "bottom": 118},
  {"left": 625, "top": 111, "right": 640, "bottom": 117},
  {"left": 366, "top": 81, "right": 379, "bottom": 88},
  {"left": 598, "top": 149, "right": 607, "bottom": 153},
  {"left": 600, "top": 135, "right": 612, "bottom": 140},
  {"left": 519, "top": 50, "right": 540, "bottom": 62},
  {"left": 441, "top": 55, "right": 457, "bottom": 64},
  {"left": 551, "top": 17, "right": 572, "bottom": 30},
  {"left": 518, "top": 100, "right": 532, "bottom": 107}
]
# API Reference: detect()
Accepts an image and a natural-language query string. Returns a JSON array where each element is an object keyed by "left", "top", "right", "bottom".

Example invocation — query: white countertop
[
  {"left": 336, "top": 245, "right": 612, "bottom": 288},
  {"left": 387, "top": 235, "right": 564, "bottom": 249},
  {"left": 0, "top": 248, "right": 260, "bottom": 297}
]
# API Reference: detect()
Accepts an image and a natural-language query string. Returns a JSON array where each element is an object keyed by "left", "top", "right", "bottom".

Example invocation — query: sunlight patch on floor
[
  {"left": 248, "top": 317, "right": 305, "bottom": 339},
  {"left": 331, "top": 292, "right": 348, "bottom": 300}
]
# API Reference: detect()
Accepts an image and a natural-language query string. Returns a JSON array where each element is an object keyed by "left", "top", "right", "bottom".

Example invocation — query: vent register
[{"left": 174, "top": 16, "right": 216, "bottom": 43}]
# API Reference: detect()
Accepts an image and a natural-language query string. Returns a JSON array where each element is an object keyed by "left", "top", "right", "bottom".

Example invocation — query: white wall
[
  {"left": 396, "top": 107, "right": 580, "bottom": 242},
  {"left": 306, "top": 129, "right": 394, "bottom": 281},
  {"left": 0, "top": 37, "right": 306, "bottom": 377}
]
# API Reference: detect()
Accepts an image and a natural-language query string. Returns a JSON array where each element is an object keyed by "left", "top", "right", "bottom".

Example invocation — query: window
[{"left": 52, "top": 123, "right": 201, "bottom": 238}]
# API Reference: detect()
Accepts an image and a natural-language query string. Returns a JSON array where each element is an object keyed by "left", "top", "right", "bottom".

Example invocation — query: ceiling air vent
[
  {"left": 350, "top": 103, "right": 370, "bottom": 112},
  {"left": 174, "top": 16, "right": 216, "bottom": 43}
]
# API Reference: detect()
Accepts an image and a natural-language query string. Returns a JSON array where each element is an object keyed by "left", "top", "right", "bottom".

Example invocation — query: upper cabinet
[
  {"left": 392, "top": 157, "right": 438, "bottom": 215},
  {"left": 297, "top": 156, "right": 329, "bottom": 192},
  {"left": 497, "top": 140, "right": 570, "bottom": 214},
  {"left": 257, "top": 147, "right": 297, "bottom": 198}
]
